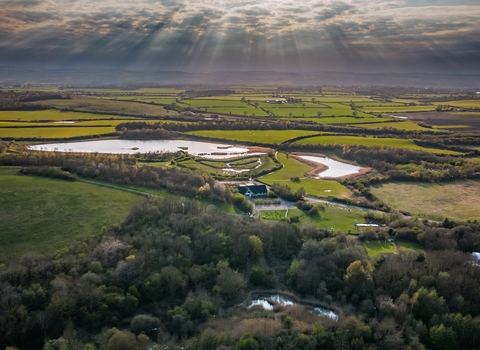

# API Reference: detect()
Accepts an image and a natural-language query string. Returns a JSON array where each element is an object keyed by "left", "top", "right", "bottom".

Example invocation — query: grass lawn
[
  {"left": 0, "top": 127, "right": 115, "bottom": 139},
  {"left": 260, "top": 210, "right": 287, "bottom": 220},
  {"left": 0, "top": 174, "right": 144, "bottom": 261},
  {"left": 261, "top": 153, "right": 352, "bottom": 198},
  {"left": 0, "top": 110, "right": 134, "bottom": 121},
  {"left": 351, "top": 121, "right": 442, "bottom": 132},
  {"left": 371, "top": 180, "right": 480, "bottom": 222},
  {"left": 295, "top": 135, "right": 460, "bottom": 154},
  {"left": 364, "top": 241, "right": 398, "bottom": 259},
  {"left": 33, "top": 98, "right": 177, "bottom": 117},
  {"left": 287, "top": 207, "right": 365, "bottom": 233},
  {"left": 187, "top": 130, "right": 323, "bottom": 144},
  {"left": 398, "top": 241, "right": 424, "bottom": 253}
]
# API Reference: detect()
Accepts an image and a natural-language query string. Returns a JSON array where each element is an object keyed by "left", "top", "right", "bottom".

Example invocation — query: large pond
[
  {"left": 248, "top": 294, "right": 338, "bottom": 320},
  {"left": 298, "top": 155, "right": 362, "bottom": 178},
  {"left": 28, "top": 139, "right": 252, "bottom": 159}
]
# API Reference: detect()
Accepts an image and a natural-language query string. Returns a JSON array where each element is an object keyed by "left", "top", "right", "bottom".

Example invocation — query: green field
[
  {"left": 360, "top": 106, "right": 436, "bottom": 113},
  {"left": 398, "top": 241, "right": 423, "bottom": 253},
  {"left": 287, "top": 207, "right": 365, "bottom": 233},
  {"left": 0, "top": 110, "right": 134, "bottom": 121},
  {"left": 350, "top": 121, "right": 441, "bottom": 131},
  {"left": 0, "top": 127, "right": 115, "bottom": 139},
  {"left": 187, "top": 130, "right": 324, "bottom": 144},
  {"left": 371, "top": 180, "right": 480, "bottom": 222},
  {"left": 292, "top": 116, "right": 393, "bottom": 124},
  {"left": 364, "top": 241, "right": 397, "bottom": 259},
  {"left": 260, "top": 153, "right": 352, "bottom": 198},
  {"left": 444, "top": 100, "right": 480, "bottom": 109},
  {"left": 260, "top": 210, "right": 287, "bottom": 220},
  {"left": 295, "top": 135, "right": 460, "bottom": 154},
  {"left": 0, "top": 174, "right": 144, "bottom": 260},
  {"left": 33, "top": 98, "right": 177, "bottom": 117}
]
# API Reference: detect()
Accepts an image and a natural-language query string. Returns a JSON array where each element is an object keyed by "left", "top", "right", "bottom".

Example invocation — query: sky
[{"left": 0, "top": 0, "right": 479, "bottom": 74}]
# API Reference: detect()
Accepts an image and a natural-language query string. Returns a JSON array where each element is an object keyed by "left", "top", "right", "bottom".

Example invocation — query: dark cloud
[{"left": 0, "top": 0, "right": 478, "bottom": 73}]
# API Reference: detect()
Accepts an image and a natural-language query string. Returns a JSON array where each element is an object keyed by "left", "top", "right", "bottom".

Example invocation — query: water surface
[
  {"left": 29, "top": 139, "right": 251, "bottom": 159},
  {"left": 298, "top": 155, "right": 362, "bottom": 178}
]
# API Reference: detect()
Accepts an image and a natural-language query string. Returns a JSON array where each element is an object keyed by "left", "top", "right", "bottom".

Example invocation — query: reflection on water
[
  {"left": 298, "top": 155, "right": 362, "bottom": 178},
  {"left": 248, "top": 294, "right": 338, "bottom": 320},
  {"left": 28, "top": 139, "right": 252, "bottom": 159}
]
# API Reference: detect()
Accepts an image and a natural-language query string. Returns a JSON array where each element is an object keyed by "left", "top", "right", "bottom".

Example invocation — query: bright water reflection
[
  {"left": 28, "top": 139, "right": 252, "bottom": 159},
  {"left": 298, "top": 155, "right": 362, "bottom": 178}
]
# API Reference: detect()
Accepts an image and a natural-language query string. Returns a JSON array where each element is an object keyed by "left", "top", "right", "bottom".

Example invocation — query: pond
[
  {"left": 248, "top": 294, "right": 338, "bottom": 320},
  {"left": 28, "top": 139, "right": 252, "bottom": 159},
  {"left": 298, "top": 155, "right": 362, "bottom": 178}
]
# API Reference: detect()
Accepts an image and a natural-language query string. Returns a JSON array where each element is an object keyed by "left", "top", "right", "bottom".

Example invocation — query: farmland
[
  {"left": 260, "top": 152, "right": 352, "bottom": 198},
  {"left": 187, "top": 129, "right": 326, "bottom": 144},
  {"left": 295, "top": 135, "right": 461, "bottom": 154},
  {"left": 370, "top": 180, "right": 480, "bottom": 221},
  {"left": 0, "top": 172, "right": 143, "bottom": 260},
  {"left": 0, "top": 126, "right": 115, "bottom": 139},
  {"left": 287, "top": 206, "right": 365, "bottom": 232},
  {"left": 364, "top": 241, "right": 397, "bottom": 259}
]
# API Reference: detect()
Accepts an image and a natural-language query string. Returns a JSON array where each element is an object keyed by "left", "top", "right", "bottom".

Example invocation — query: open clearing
[
  {"left": 350, "top": 121, "right": 441, "bottom": 132},
  {"left": 0, "top": 126, "right": 115, "bottom": 139},
  {"left": 187, "top": 130, "right": 325, "bottom": 144},
  {"left": 32, "top": 98, "right": 177, "bottom": 117},
  {"left": 287, "top": 207, "right": 365, "bottom": 233},
  {"left": 260, "top": 153, "right": 352, "bottom": 198},
  {"left": 364, "top": 241, "right": 397, "bottom": 259},
  {"left": 0, "top": 174, "right": 143, "bottom": 261},
  {"left": 0, "top": 110, "right": 134, "bottom": 121},
  {"left": 295, "top": 135, "right": 460, "bottom": 154},
  {"left": 370, "top": 180, "right": 480, "bottom": 222}
]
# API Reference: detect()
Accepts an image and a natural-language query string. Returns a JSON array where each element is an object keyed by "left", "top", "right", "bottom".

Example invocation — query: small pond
[
  {"left": 248, "top": 294, "right": 338, "bottom": 320},
  {"left": 298, "top": 155, "right": 362, "bottom": 178},
  {"left": 28, "top": 139, "right": 251, "bottom": 159}
]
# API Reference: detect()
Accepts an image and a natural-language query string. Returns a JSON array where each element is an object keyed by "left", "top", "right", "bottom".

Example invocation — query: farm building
[{"left": 238, "top": 185, "right": 268, "bottom": 198}]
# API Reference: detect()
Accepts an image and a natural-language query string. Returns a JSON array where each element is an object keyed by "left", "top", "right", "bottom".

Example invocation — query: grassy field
[
  {"left": 364, "top": 241, "right": 397, "bottom": 259},
  {"left": 0, "top": 174, "right": 144, "bottom": 261},
  {"left": 398, "top": 241, "right": 423, "bottom": 253},
  {"left": 287, "top": 207, "right": 365, "bottom": 233},
  {"left": 444, "top": 100, "right": 480, "bottom": 109},
  {"left": 187, "top": 130, "right": 324, "bottom": 144},
  {"left": 360, "top": 106, "right": 436, "bottom": 113},
  {"left": 0, "top": 119, "right": 165, "bottom": 127},
  {"left": 0, "top": 110, "right": 135, "bottom": 121},
  {"left": 260, "top": 210, "right": 287, "bottom": 220},
  {"left": 260, "top": 153, "right": 352, "bottom": 198},
  {"left": 350, "top": 121, "right": 441, "bottom": 131},
  {"left": 0, "top": 127, "right": 115, "bottom": 139},
  {"left": 292, "top": 116, "right": 393, "bottom": 124},
  {"left": 33, "top": 98, "right": 177, "bottom": 117},
  {"left": 371, "top": 180, "right": 480, "bottom": 221},
  {"left": 295, "top": 135, "right": 460, "bottom": 154}
]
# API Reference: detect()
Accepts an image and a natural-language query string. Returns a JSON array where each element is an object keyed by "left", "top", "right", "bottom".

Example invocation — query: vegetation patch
[
  {"left": 260, "top": 153, "right": 352, "bottom": 198},
  {"left": 260, "top": 210, "right": 287, "bottom": 220},
  {"left": 188, "top": 130, "right": 322, "bottom": 144},
  {"left": 364, "top": 241, "right": 397, "bottom": 259},
  {"left": 288, "top": 206, "right": 365, "bottom": 233},
  {"left": 0, "top": 174, "right": 143, "bottom": 260},
  {"left": 371, "top": 180, "right": 480, "bottom": 221}
]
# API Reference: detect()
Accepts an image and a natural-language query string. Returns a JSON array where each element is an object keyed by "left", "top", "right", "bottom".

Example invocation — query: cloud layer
[{"left": 0, "top": 0, "right": 479, "bottom": 73}]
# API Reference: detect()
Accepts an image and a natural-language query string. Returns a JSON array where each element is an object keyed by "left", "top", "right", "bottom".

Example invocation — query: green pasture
[
  {"left": 187, "top": 129, "right": 324, "bottom": 144},
  {"left": 0, "top": 173, "right": 143, "bottom": 261},
  {"left": 398, "top": 241, "right": 423, "bottom": 253},
  {"left": 0, "top": 126, "right": 115, "bottom": 139},
  {"left": 295, "top": 135, "right": 460, "bottom": 154},
  {"left": 287, "top": 207, "right": 365, "bottom": 233},
  {"left": 111, "top": 96, "right": 179, "bottom": 104},
  {"left": 371, "top": 180, "right": 480, "bottom": 222},
  {"left": 34, "top": 98, "right": 177, "bottom": 117},
  {"left": 0, "top": 119, "right": 167, "bottom": 127},
  {"left": 291, "top": 116, "right": 392, "bottom": 124},
  {"left": 260, "top": 153, "right": 352, "bottom": 198},
  {"left": 364, "top": 241, "right": 397, "bottom": 259},
  {"left": 260, "top": 210, "right": 287, "bottom": 220},
  {"left": 445, "top": 100, "right": 480, "bottom": 109},
  {"left": 0, "top": 110, "right": 135, "bottom": 122},
  {"left": 360, "top": 105, "right": 436, "bottom": 113},
  {"left": 350, "top": 121, "right": 441, "bottom": 131}
]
